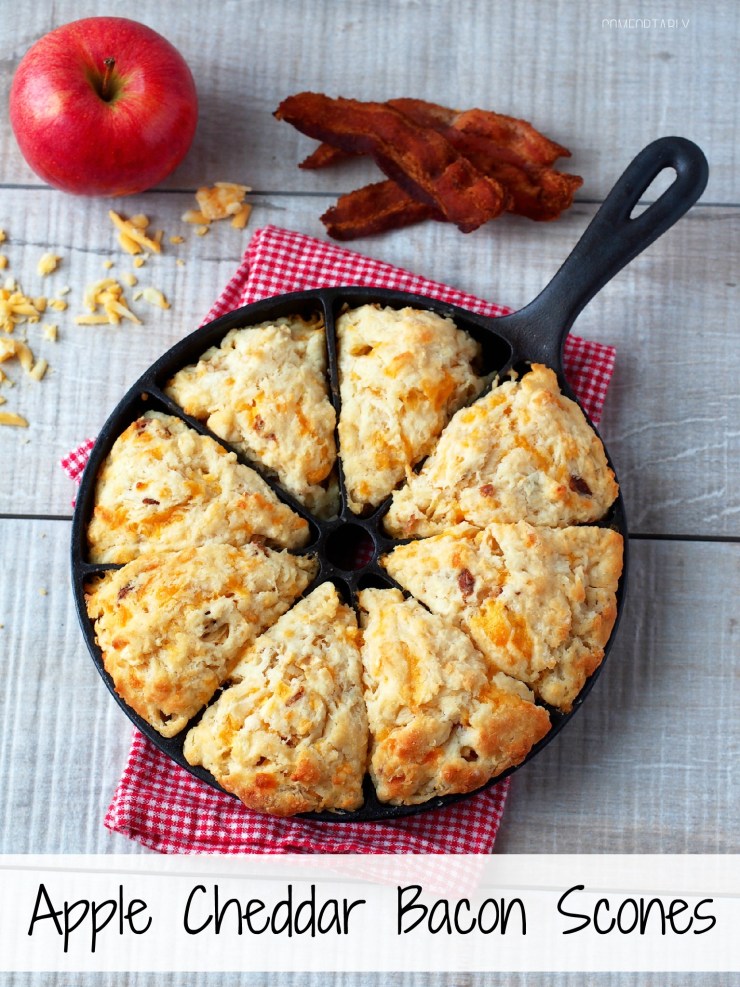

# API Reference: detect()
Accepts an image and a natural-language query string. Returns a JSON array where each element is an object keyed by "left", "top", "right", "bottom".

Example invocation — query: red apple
[{"left": 9, "top": 17, "right": 198, "bottom": 196}]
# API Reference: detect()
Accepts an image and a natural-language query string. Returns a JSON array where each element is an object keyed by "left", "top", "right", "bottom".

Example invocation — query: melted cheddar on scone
[
  {"left": 358, "top": 588, "right": 550, "bottom": 805},
  {"left": 87, "top": 412, "right": 310, "bottom": 563},
  {"left": 384, "top": 364, "right": 618, "bottom": 537},
  {"left": 382, "top": 521, "right": 623, "bottom": 711},
  {"left": 85, "top": 544, "right": 317, "bottom": 738},
  {"left": 184, "top": 583, "right": 368, "bottom": 816},
  {"left": 165, "top": 315, "right": 339, "bottom": 518},
  {"left": 337, "top": 304, "right": 483, "bottom": 513}
]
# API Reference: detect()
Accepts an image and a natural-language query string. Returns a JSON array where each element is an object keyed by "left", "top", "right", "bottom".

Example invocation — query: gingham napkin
[{"left": 62, "top": 224, "right": 616, "bottom": 855}]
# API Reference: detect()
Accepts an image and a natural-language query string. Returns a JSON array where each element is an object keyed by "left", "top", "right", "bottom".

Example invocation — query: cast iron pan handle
[{"left": 495, "top": 136, "right": 709, "bottom": 370}]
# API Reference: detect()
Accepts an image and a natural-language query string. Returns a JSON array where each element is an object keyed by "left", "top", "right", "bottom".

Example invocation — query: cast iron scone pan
[{"left": 72, "top": 136, "right": 708, "bottom": 821}]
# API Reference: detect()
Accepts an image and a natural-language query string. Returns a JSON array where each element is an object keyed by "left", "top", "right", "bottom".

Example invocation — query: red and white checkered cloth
[{"left": 62, "top": 224, "right": 616, "bottom": 855}]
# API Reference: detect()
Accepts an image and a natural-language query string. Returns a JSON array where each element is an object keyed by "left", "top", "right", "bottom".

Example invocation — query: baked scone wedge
[
  {"left": 382, "top": 521, "right": 623, "bottom": 712},
  {"left": 184, "top": 582, "right": 368, "bottom": 816},
  {"left": 384, "top": 364, "right": 618, "bottom": 537},
  {"left": 337, "top": 304, "right": 483, "bottom": 513},
  {"left": 165, "top": 315, "right": 339, "bottom": 518},
  {"left": 85, "top": 544, "right": 317, "bottom": 737},
  {"left": 87, "top": 411, "right": 310, "bottom": 564},
  {"left": 359, "top": 588, "right": 550, "bottom": 805}
]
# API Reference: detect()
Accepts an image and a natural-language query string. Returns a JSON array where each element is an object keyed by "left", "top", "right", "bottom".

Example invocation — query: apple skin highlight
[{"left": 9, "top": 17, "right": 198, "bottom": 196}]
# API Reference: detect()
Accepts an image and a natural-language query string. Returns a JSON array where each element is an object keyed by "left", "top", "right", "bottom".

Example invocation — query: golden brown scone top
[
  {"left": 383, "top": 520, "right": 623, "bottom": 711},
  {"left": 85, "top": 543, "right": 317, "bottom": 738},
  {"left": 184, "top": 582, "right": 368, "bottom": 816},
  {"left": 337, "top": 304, "right": 483, "bottom": 514},
  {"left": 165, "top": 315, "right": 339, "bottom": 518},
  {"left": 384, "top": 364, "right": 618, "bottom": 538},
  {"left": 358, "top": 587, "right": 550, "bottom": 805},
  {"left": 87, "top": 411, "right": 310, "bottom": 563}
]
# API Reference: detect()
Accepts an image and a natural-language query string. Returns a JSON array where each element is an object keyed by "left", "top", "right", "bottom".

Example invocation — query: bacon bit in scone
[
  {"left": 458, "top": 568, "right": 475, "bottom": 597},
  {"left": 109, "top": 211, "right": 162, "bottom": 255},
  {"left": 142, "top": 497, "right": 160, "bottom": 505},
  {"left": 277, "top": 93, "right": 582, "bottom": 238},
  {"left": 0, "top": 410, "right": 28, "bottom": 427},
  {"left": 480, "top": 483, "right": 495, "bottom": 497},
  {"left": 569, "top": 475, "right": 593, "bottom": 496},
  {"left": 76, "top": 278, "right": 141, "bottom": 326}
]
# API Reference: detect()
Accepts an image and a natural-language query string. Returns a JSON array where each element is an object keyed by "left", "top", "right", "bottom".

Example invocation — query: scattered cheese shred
[
  {"left": 169, "top": 235, "right": 185, "bottom": 244},
  {"left": 76, "top": 278, "right": 141, "bottom": 326},
  {"left": 0, "top": 410, "right": 28, "bottom": 427},
  {"left": 0, "top": 284, "right": 44, "bottom": 333},
  {"left": 29, "top": 358, "right": 48, "bottom": 381},
  {"left": 231, "top": 203, "right": 252, "bottom": 229},
  {"left": 182, "top": 182, "right": 252, "bottom": 233},
  {"left": 49, "top": 299, "right": 67, "bottom": 312},
  {"left": 109, "top": 211, "right": 162, "bottom": 255},
  {"left": 42, "top": 323, "right": 58, "bottom": 342},
  {"left": 0, "top": 230, "right": 6, "bottom": 244},
  {"left": 133, "top": 257, "right": 145, "bottom": 269},
  {"left": 0, "top": 256, "right": 7, "bottom": 270},
  {"left": 37, "top": 253, "right": 61, "bottom": 276},
  {"left": 0, "top": 395, "right": 5, "bottom": 405},
  {"left": 142, "top": 287, "right": 170, "bottom": 310},
  {"left": 103, "top": 259, "right": 114, "bottom": 270}
]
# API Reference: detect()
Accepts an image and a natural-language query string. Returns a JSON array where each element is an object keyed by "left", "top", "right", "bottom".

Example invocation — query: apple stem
[{"left": 101, "top": 58, "right": 116, "bottom": 101}]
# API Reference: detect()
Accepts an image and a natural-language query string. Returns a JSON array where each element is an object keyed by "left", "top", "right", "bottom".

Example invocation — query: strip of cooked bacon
[
  {"left": 321, "top": 181, "right": 435, "bottom": 240},
  {"left": 305, "top": 99, "right": 581, "bottom": 236},
  {"left": 301, "top": 100, "right": 570, "bottom": 171},
  {"left": 275, "top": 93, "right": 509, "bottom": 233}
]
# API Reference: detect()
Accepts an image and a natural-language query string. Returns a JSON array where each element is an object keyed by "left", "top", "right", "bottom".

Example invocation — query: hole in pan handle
[{"left": 495, "top": 135, "right": 709, "bottom": 370}]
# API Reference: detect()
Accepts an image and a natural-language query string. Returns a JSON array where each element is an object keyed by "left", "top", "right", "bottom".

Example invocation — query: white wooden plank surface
[
  {"left": 0, "top": 0, "right": 737, "bottom": 204},
  {"left": 1, "top": 519, "right": 737, "bottom": 856}
]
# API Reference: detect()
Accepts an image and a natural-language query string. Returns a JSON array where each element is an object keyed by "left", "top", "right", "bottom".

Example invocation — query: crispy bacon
[
  {"left": 275, "top": 93, "right": 509, "bottom": 233},
  {"left": 322, "top": 180, "right": 434, "bottom": 240},
  {"left": 278, "top": 93, "right": 582, "bottom": 238}
]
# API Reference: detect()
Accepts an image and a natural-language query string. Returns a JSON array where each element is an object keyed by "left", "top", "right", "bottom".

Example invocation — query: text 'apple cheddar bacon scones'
[
  {"left": 87, "top": 412, "right": 310, "bottom": 564},
  {"left": 165, "top": 314, "right": 339, "bottom": 518},
  {"left": 384, "top": 363, "right": 618, "bottom": 537},
  {"left": 337, "top": 304, "right": 484, "bottom": 513},
  {"left": 359, "top": 588, "right": 551, "bottom": 805},
  {"left": 184, "top": 583, "right": 368, "bottom": 816},
  {"left": 383, "top": 521, "right": 623, "bottom": 712},
  {"left": 85, "top": 543, "right": 317, "bottom": 738}
]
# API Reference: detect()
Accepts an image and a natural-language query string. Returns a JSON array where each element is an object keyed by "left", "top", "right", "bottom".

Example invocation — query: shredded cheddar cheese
[
  {"left": 37, "top": 253, "right": 61, "bottom": 276},
  {"left": 182, "top": 182, "right": 252, "bottom": 232},
  {"left": 76, "top": 278, "right": 141, "bottom": 326},
  {"left": 109, "top": 211, "right": 162, "bottom": 255}
]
